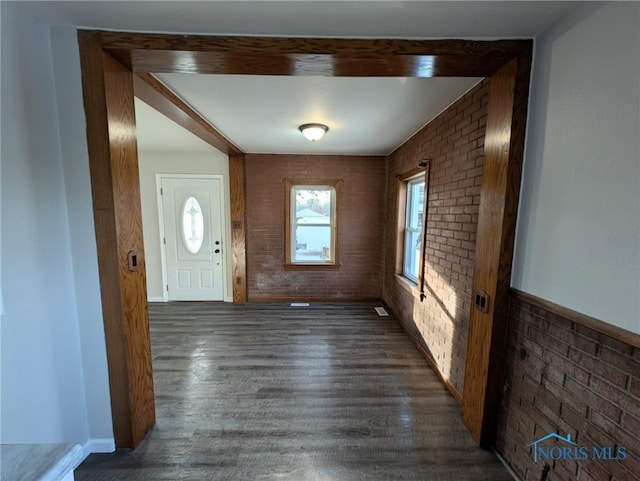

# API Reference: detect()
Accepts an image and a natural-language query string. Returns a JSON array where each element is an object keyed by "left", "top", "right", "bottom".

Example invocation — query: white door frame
[{"left": 156, "top": 173, "right": 229, "bottom": 302}]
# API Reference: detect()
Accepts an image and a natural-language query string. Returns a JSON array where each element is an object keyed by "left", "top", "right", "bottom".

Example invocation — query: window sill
[
  {"left": 285, "top": 263, "right": 341, "bottom": 271},
  {"left": 395, "top": 274, "right": 420, "bottom": 298}
]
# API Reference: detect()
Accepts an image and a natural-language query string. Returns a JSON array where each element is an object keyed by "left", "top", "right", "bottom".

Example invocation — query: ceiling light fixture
[{"left": 299, "top": 123, "right": 329, "bottom": 142}]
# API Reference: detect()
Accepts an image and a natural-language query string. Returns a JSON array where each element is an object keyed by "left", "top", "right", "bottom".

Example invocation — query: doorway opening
[{"left": 78, "top": 31, "right": 531, "bottom": 449}]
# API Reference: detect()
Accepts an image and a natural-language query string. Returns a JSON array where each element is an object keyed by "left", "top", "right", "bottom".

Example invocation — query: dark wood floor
[{"left": 76, "top": 302, "right": 511, "bottom": 480}]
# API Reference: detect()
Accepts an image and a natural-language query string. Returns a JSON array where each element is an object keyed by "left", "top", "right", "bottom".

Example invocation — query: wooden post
[
  {"left": 229, "top": 154, "right": 248, "bottom": 303},
  {"left": 78, "top": 31, "right": 156, "bottom": 448},
  {"left": 462, "top": 50, "right": 532, "bottom": 446}
]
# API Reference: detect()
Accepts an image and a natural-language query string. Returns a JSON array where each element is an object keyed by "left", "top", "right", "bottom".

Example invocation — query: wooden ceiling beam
[
  {"left": 133, "top": 72, "right": 242, "bottom": 155},
  {"left": 101, "top": 32, "right": 524, "bottom": 77}
]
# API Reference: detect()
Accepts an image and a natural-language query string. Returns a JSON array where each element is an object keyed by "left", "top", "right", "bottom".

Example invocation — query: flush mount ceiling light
[{"left": 299, "top": 123, "right": 329, "bottom": 142}]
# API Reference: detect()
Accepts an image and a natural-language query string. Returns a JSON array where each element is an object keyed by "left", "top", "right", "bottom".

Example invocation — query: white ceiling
[
  {"left": 18, "top": 0, "right": 581, "bottom": 155},
  {"left": 153, "top": 74, "right": 481, "bottom": 155},
  {"left": 20, "top": 1, "right": 579, "bottom": 38}
]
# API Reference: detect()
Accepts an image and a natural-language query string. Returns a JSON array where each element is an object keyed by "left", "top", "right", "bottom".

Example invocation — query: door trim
[{"left": 156, "top": 174, "right": 229, "bottom": 303}]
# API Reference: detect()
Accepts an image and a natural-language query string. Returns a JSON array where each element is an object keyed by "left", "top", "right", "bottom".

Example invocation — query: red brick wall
[
  {"left": 382, "top": 79, "right": 489, "bottom": 396},
  {"left": 245, "top": 154, "right": 385, "bottom": 300},
  {"left": 497, "top": 294, "right": 640, "bottom": 481}
]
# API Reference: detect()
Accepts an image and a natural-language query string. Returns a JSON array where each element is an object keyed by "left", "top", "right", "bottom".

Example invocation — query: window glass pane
[
  {"left": 293, "top": 225, "right": 332, "bottom": 262},
  {"left": 182, "top": 196, "right": 204, "bottom": 254},
  {"left": 407, "top": 179, "right": 425, "bottom": 230},
  {"left": 404, "top": 229, "right": 421, "bottom": 281},
  {"left": 403, "top": 176, "right": 425, "bottom": 281},
  {"left": 291, "top": 186, "right": 334, "bottom": 264},
  {"left": 294, "top": 188, "right": 332, "bottom": 222}
]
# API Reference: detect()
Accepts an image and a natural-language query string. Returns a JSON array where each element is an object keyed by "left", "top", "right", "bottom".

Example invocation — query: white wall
[
  {"left": 50, "top": 27, "right": 114, "bottom": 451},
  {"left": 0, "top": 4, "right": 231, "bottom": 451},
  {"left": 0, "top": 4, "right": 90, "bottom": 446},
  {"left": 138, "top": 150, "right": 232, "bottom": 301},
  {"left": 513, "top": 2, "right": 640, "bottom": 333}
]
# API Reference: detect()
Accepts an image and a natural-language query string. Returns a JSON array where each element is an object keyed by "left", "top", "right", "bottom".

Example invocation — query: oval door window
[{"left": 182, "top": 197, "right": 204, "bottom": 254}]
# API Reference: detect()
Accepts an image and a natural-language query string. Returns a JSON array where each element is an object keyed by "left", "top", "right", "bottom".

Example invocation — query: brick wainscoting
[{"left": 497, "top": 291, "right": 640, "bottom": 481}]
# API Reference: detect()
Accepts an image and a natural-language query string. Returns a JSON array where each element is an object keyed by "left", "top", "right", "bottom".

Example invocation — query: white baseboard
[
  {"left": 81, "top": 438, "right": 116, "bottom": 459},
  {"left": 224, "top": 296, "right": 233, "bottom": 303}
]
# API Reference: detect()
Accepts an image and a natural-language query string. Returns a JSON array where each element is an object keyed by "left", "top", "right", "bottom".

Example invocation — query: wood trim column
[
  {"left": 229, "top": 154, "right": 247, "bottom": 303},
  {"left": 78, "top": 31, "right": 156, "bottom": 448},
  {"left": 462, "top": 49, "right": 532, "bottom": 447}
]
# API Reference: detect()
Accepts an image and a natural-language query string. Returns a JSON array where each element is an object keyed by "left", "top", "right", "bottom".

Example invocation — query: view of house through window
[
  {"left": 404, "top": 176, "right": 425, "bottom": 282},
  {"left": 289, "top": 184, "right": 336, "bottom": 264}
]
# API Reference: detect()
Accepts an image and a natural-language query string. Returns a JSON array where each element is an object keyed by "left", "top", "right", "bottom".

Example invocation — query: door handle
[{"left": 214, "top": 249, "right": 220, "bottom": 253}]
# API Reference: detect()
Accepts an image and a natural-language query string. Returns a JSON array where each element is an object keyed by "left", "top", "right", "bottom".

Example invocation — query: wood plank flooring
[{"left": 76, "top": 302, "right": 512, "bottom": 480}]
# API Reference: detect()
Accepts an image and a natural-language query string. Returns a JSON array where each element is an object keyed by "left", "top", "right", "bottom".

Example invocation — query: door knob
[
  {"left": 215, "top": 240, "right": 220, "bottom": 245},
  {"left": 214, "top": 249, "right": 220, "bottom": 253}
]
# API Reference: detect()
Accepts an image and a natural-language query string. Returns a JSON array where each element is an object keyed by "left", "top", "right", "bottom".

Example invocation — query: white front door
[{"left": 161, "top": 176, "right": 224, "bottom": 301}]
